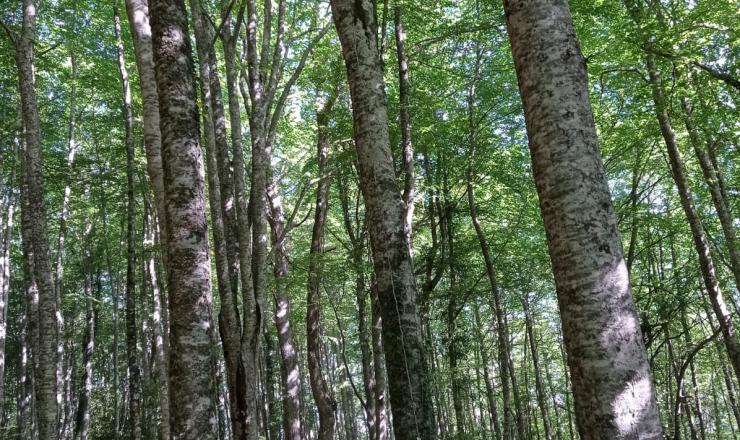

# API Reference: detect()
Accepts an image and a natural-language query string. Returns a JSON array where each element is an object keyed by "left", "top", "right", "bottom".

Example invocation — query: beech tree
[{"left": 1, "top": 0, "right": 738, "bottom": 439}]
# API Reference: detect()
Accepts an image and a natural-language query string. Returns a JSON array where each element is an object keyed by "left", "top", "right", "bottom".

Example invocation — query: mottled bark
[
  {"left": 330, "top": 1, "right": 435, "bottom": 438},
  {"left": 371, "top": 283, "right": 389, "bottom": 440},
  {"left": 14, "top": 0, "right": 59, "bottom": 436},
  {"left": 121, "top": 3, "right": 172, "bottom": 433},
  {"left": 523, "top": 296, "right": 553, "bottom": 440},
  {"left": 268, "top": 179, "right": 304, "bottom": 440},
  {"left": 73, "top": 259, "right": 96, "bottom": 440},
  {"left": 682, "top": 97, "right": 740, "bottom": 300},
  {"left": 644, "top": 50, "right": 740, "bottom": 385},
  {"left": 188, "top": 2, "right": 244, "bottom": 437},
  {"left": 394, "top": 6, "right": 414, "bottom": 252},
  {"left": 0, "top": 148, "right": 16, "bottom": 419},
  {"left": 114, "top": 5, "right": 142, "bottom": 438},
  {"left": 503, "top": 0, "right": 662, "bottom": 437},
  {"left": 149, "top": 0, "right": 219, "bottom": 435},
  {"left": 306, "top": 91, "right": 339, "bottom": 440},
  {"left": 466, "top": 136, "right": 513, "bottom": 440}
]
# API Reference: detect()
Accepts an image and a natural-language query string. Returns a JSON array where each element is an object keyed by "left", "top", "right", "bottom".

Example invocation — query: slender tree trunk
[
  {"left": 307, "top": 90, "right": 340, "bottom": 440},
  {"left": 503, "top": 0, "right": 662, "bottom": 437},
  {"left": 371, "top": 283, "right": 389, "bottom": 440},
  {"left": 188, "top": 2, "right": 245, "bottom": 437},
  {"left": 149, "top": 0, "right": 219, "bottom": 435},
  {"left": 466, "top": 80, "right": 514, "bottom": 440},
  {"left": 523, "top": 295, "right": 553, "bottom": 440},
  {"left": 268, "top": 179, "right": 304, "bottom": 440},
  {"left": 643, "top": 50, "right": 740, "bottom": 384},
  {"left": 73, "top": 255, "right": 96, "bottom": 440},
  {"left": 330, "top": 2, "right": 435, "bottom": 438},
  {"left": 14, "top": 0, "right": 59, "bottom": 436},
  {"left": 0, "top": 148, "right": 16, "bottom": 419},
  {"left": 474, "top": 302, "right": 502, "bottom": 440},
  {"left": 394, "top": 6, "right": 414, "bottom": 252},
  {"left": 114, "top": 5, "right": 142, "bottom": 438}
]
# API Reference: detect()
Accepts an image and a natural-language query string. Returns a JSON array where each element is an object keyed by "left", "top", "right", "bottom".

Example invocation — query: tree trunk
[
  {"left": 268, "top": 178, "right": 304, "bottom": 440},
  {"left": 114, "top": 5, "right": 142, "bottom": 438},
  {"left": 503, "top": 0, "right": 662, "bottom": 437},
  {"left": 73, "top": 255, "right": 96, "bottom": 440},
  {"left": 523, "top": 295, "right": 553, "bottom": 440},
  {"left": 188, "top": 2, "right": 245, "bottom": 437},
  {"left": 149, "top": 0, "right": 219, "bottom": 435},
  {"left": 307, "top": 89, "right": 339, "bottom": 440},
  {"left": 644, "top": 50, "right": 740, "bottom": 384},
  {"left": 330, "top": 2, "right": 435, "bottom": 438},
  {"left": 120, "top": 2, "right": 171, "bottom": 434},
  {"left": 474, "top": 302, "right": 502, "bottom": 440},
  {"left": 394, "top": 6, "right": 414, "bottom": 252},
  {"left": 15, "top": 0, "right": 59, "bottom": 436},
  {"left": 0, "top": 147, "right": 16, "bottom": 420}
]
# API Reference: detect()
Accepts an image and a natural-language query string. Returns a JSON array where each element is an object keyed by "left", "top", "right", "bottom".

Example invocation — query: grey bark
[
  {"left": 394, "top": 6, "right": 414, "bottom": 252},
  {"left": 503, "top": 0, "right": 662, "bottom": 437},
  {"left": 306, "top": 89, "right": 340, "bottom": 440},
  {"left": 329, "top": 1, "right": 436, "bottom": 438},
  {"left": 643, "top": 49, "right": 740, "bottom": 385},
  {"left": 114, "top": 5, "right": 142, "bottom": 438},
  {"left": 120, "top": 2, "right": 172, "bottom": 434},
  {"left": 188, "top": 2, "right": 245, "bottom": 437},
  {"left": 522, "top": 295, "right": 553, "bottom": 440},
  {"left": 149, "top": 0, "right": 219, "bottom": 435},
  {"left": 14, "top": 0, "right": 59, "bottom": 436}
]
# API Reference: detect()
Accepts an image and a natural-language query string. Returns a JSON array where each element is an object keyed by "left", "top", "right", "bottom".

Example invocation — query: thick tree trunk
[
  {"left": 503, "top": 0, "right": 662, "bottom": 437},
  {"left": 120, "top": 3, "right": 171, "bottom": 435},
  {"left": 330, "top": 2, "right": 435, "bottom": 438},
  {"left": 15, "top": 0, "right": 59, "bottom": 436},
  {"left": 644, "top": 50, "right": 740, "bottom": 384},
  {"left": 188, "top": 2, "right": 245, "bottom": 437},
  {"left": 149, "top": 0, "right": 219, "bottom": 435},
  {"left": 114, "top": 6, "right": 142, "bottom": 439},
  {"left": 306, "top": 91, "right": 339, "bottom": 440}
]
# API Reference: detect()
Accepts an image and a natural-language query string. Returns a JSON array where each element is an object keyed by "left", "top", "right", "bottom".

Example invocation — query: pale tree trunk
[
  {"left": 54, "top": 53, "right": 77, "bottom": 426},
  {"left": 503, "top": 0, "right": 662, "bottom": 437},
  {"left": 473, "top": 302, "right": 502, "bottom": 439},
  {"left": 268, "top": 179, "right": 304, "bottom": 440},
  {"left": 114, "top": 6, "right": 142, "bottom": 438},
  {"left": 14, "top": 0, "right": 59, "bottom": 436},
  {"left": 682, "top": 96, "right": 740, "bottom": 295},
  {"left": 643, "top": 50, "right": 740, "bottom": 384},
  {"left": 73, "top": 247, "right": 95, "bottom": 440},
  {"left": 394, "top": 6, "right": 414, "bottom": 252},
  {"left": 0, "top": 145, "right": 17, "bottom": 418},
  {"left": 240, "top": 2, "right": 328, "bottom": 438},
  {"left": 188, "top": 2, "right": 244, "bottom": 437},
  {"left": 371, "top": 283, "right": 390, "bottom": 440},
  {"left": 338, "top": 171, "right": 378, "bottom": 439},
  {"left": 120, "top": 3, "right": 171, "bottom": 434},
  {"left": 330, "top": 1, "right": 435, "bottom": 438},
  {"left": 522, "top": 295, "right": 553, "bottom": 440},
  {"left": 149, "top": 0, "right": 219, "bottom": 435},
  {"left": 306, "top": 88, "right": 340, "bottom": 440},
  {"left": 466, "top": 113, "right": 514, "bottom": 440}
]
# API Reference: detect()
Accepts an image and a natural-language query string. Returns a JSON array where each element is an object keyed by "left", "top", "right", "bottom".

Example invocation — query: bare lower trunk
[
  {"left": 503, "top": 0, "right": 662, "bottom": 437},
  {"left": 268, "top": 179, "right": 304, "bottom": 440},
  {"left": 114, "top": 6, "right": 142, "bottom": 439},
  {"left": 523, "top": 295, "right": 553, "bottom": 440},
  {"left": 121, "top": 2, "right": 171, "bottom": 435},
  {"left": 306, "top": 91, "right": 339, "bottom": 440},
  {"left": 330, "top": 2, "right": 435, "bottom": 438},
  {"left": 371, "top": 283, "right": 389, "bottom": 440},
  {"left": 149, "top": 0, "right": 219, "bottom": 435},
  {"left": 644, "top": 50, "right": 740, "bottom": 384},
  {"left": 15, "top": 0, "right": 59, "bottom": 436},
  {"left": 73, "top": 261, "right": 95, "bottom": 440}
]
